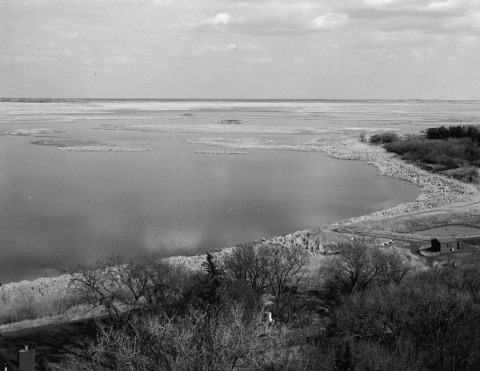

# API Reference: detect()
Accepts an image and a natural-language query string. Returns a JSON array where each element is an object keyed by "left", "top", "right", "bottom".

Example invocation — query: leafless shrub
[
  {"left": 67, "top": 254, "right": 189, "bottom": 324},
  {"left": 321, "top": 242, "right": 413, "bottom": 300},
  {"left": 65, "top": 303, "right": 287, "bottom": 371},
  {"left": 225, "top": 243, "right": 309, "bottom": 322}
]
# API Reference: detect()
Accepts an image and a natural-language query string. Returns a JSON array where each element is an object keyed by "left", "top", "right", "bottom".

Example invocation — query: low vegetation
[
  {"left": 372, "top": 125, "right": 480, "bottom": 182},
  {"left": 369, "top": 131, "right": 399, "bottom": 144},
  {"left": 0, "top": 276, "right": 72, "bottom": 329},
  {"left": 0, "top": 242, "right": 392, "bottom": 368}
]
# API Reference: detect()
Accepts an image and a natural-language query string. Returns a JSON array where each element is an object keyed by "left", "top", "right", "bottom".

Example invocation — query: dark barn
[{"left": 431, "top": 237, "right": 460, "bottom": 252}]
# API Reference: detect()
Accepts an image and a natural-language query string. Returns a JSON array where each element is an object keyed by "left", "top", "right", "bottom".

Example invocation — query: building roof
[
  {"left": 431, "top": 237, "right": 457, "bottom": 243},
  {"left": 0, "top": 348, "right": 22, "bottom": 371}
]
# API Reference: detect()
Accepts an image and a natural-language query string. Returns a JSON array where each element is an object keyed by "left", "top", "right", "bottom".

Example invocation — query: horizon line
[{"left": 2, "top": 97, "right": 480, "bottom": 102}]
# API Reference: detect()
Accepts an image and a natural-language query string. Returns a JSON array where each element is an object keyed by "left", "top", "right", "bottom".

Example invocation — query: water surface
[{"left": 0, "top": 100, "right": 448, "bottom": 282}]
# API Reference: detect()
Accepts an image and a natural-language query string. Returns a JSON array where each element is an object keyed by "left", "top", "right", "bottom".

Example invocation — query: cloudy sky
[{"left": 1, "top": 0, "right": 480, "bottom": 99}]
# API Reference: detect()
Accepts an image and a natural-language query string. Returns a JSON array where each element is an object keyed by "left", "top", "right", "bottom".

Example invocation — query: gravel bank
[{"left": 313, "top": 137, "right": 480, "bottom": 227}]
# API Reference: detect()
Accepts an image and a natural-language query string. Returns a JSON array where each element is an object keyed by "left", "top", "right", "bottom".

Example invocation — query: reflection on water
[{"left": 0, "top": 100, "right": 429, "bottom": 283}]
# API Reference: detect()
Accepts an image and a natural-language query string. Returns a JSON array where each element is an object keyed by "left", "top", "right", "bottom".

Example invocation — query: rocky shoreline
[
  {"left": 313, "top": 137, "right": 480, "bottom": 226},
  {"left": 186, "top": 136, "right": 480, "bottom": 228}
]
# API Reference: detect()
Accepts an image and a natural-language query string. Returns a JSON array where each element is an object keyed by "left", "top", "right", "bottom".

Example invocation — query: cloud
[
  {"left": 253, "top": 0, "right": 471, "bottom": 38},
  {"left": 311, "top": 13, "right": 348, "bottom": 30},
  {"left": 187, "top": 0, "right": 472, "bottom": 36},
  {"left": 203, "top": 13, "right": 233, "bottom": 26},
  {"left": 192, "top": 43, "right": 265, "bottom": 56},
  {"left": 427, "top": 0, "right": 461, "bottom": 11},
  {"left": 190, "top": 2, "right": 344, "bottom": 35},
  {"left": 3, "top": 0, "right": 480, "bottom": 99},
  {"left": 341, "top": 0, "right": 480, "bottom": 36}
]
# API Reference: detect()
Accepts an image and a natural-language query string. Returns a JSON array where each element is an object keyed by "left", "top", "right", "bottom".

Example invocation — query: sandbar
[
  {"left": 194, "top": 150, "right": 248, "bottom": 155},
  {"left": 58, "top": 146, "right": 151, "bottom": 152},
  {"left": 4, "top": 128, "right": 63, "bottom": 136}
]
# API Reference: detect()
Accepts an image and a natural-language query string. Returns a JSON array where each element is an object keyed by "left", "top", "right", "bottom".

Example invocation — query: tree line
[
  {"left": 367, "top": 125, "right": 480, "bottom": 181},
  {"left": 425, "top": 125, "right": 480, "bottom": 142}
]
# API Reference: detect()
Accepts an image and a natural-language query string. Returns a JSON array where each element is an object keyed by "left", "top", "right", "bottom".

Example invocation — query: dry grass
[{"left": 0, "top": 276, "right": 71, "bottom": 329}]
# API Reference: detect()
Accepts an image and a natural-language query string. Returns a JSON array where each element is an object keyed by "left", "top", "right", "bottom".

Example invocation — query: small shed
[{"left": 431, "top": 237, "right": 460, "bottom": 252}]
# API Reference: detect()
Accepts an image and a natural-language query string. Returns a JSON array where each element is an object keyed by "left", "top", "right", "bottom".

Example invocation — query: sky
[{"left": 1, "top": 0, "right": 480, "bottom": 99}]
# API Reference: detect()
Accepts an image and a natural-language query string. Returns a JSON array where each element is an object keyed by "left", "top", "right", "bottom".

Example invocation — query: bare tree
[
  {"left": 224, "top": 245, "right": 271, "bottom": 299},
  {"left": 67, "top": 255, "right": 127, "bottom": 323},
  {"left": 330, "top": 265, "right": 480, "bottom": 371},
  {"left": 118, "top": 254, "right": 187, "bottom": 312},
  {"left": 260, "top": 243, "right": 309, "bottom": 322},
  {"left": 67, "top": 254, "right": 187, "bottom": 324},
  {"left": 225, "top": 243, "right": 309, "bottom": 322},
  {"left": 322, "top": 242, "right": 412, "bottom": 300},
  {"left": 65, "top": 304, "right": 286, "bottom": 371}
]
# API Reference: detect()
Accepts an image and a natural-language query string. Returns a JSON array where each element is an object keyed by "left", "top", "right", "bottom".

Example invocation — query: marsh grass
[
  {"left": 0, "top": 293, "right": 62, "bottom": 324},
  {"left": 0, "top": 276, "right": 72, "bottom": 330}
]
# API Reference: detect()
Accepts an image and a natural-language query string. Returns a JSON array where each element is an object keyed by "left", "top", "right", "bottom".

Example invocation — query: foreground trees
[
  {"left": 67, "top": 305, "right": 287, "bottom": 371},
  {"left": 63, "top": 242, "right": 480, "bottom": 371},
  {"left": 65, "top": 245, "right": 316, "bottom": 371},
  {"left": 321, "top": 242, "right": 414, "bottom": 300},
  {"left": 329, "top": 263, "right": 480, "bottom": 371},
  {"left": 67, "top": 254, "right": 189, "bottom": 323},
  {"left": 225, "top": 243, "right": 309, "bottom": 321},
  {"left": 67, "top": 243, "right": 309, "bottom": 324}
]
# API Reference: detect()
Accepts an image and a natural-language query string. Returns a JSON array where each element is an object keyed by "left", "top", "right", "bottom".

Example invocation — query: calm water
[{"left": 3, "top": 99, "right": 475, "bottom": 283}]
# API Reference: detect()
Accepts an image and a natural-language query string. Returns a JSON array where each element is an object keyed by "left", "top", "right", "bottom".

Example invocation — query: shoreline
[
  {"left": 187, "top": 135, "right": 480, "bottom": 222},
  {"left": 1, "top": 134, "right": 479, "bottom": 332}
]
